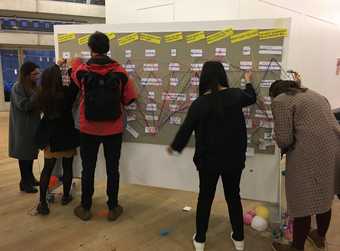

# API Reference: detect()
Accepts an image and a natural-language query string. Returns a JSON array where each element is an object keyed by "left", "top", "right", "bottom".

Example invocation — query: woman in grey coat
[
  {"left": 8, "top": 62, "right": 41, "bottom": 193},
  {"left": 270, "top": 80, "right": 340, "bottom": 251}
]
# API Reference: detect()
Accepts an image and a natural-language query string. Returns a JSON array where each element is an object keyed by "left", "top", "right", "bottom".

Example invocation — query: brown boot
[
  {"left": 74, "top": 205, "right": 92, "bottom": 221},
  {"left": 272, "top": 242, "right": 303, "bottom": 251},
  {"left": 307, "top": 229, "right": 326, "bottom": 250},
  {"left": 107, "top": 205, "right": 123, "bottom": 221}
]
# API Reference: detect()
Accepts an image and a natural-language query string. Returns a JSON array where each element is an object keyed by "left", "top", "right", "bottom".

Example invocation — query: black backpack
[{"left": 82, "top": 71, "right": 126, "bottom": 121}]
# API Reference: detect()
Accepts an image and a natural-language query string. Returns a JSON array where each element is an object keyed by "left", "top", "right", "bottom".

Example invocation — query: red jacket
[{"left": 71, "top": 55, "right": 137, "bottom": 136}]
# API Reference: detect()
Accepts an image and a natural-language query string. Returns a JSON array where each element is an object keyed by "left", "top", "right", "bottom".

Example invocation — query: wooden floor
[{"left": 0, "top": 111, "right": 340, "bottom": 251}]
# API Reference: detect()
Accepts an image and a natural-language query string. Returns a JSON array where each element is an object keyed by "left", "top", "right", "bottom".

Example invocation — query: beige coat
[{"left": 272, "top": 90, "right": 340, "bottom": 217}]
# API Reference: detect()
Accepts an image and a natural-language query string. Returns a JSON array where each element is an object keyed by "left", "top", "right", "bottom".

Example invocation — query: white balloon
[{"left": 251, "top": 216, "right": 268, "bottom": 232}]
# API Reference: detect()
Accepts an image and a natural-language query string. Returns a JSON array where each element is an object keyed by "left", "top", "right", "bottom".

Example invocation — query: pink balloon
[
  {"left": 244, "top": 213, "right": 254, "bottom": 225},
  {"left": 247, "top": 209, "right": 256, "bottom": 217}
]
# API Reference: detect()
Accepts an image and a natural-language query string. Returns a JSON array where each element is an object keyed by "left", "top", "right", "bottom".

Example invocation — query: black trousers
[
  {"left": 39, "top": 157, "right": 73, "bottom": 204},
  {"left": 195, "top": 164, "right": 244, "bottom": 243},
  {"left": 80, "top": 133, "right": 122, "bottom": 210},
  {"left": 18, "top": 159, "right": 35, "bottom": 187}
]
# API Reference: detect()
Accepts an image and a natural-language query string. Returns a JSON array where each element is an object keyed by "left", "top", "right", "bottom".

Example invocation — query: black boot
[
  {"left": 19, "top": 164, "right": 38, "bottom": 193},
  {"left": 19, "top": 181, "right": 38, "bottom": 193},
  {"left": 37, "top": 202, "right": 50, "bottom": 215}
]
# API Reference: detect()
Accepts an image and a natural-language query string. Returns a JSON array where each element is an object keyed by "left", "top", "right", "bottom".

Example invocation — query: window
[
  {"left": 0, "top": 17, "right": 77, "bottom": 33},
  {"left": 0, "top": 49, "right": 19, "bottom": 102},
  {"left": 23, "top": 49, "right": 55, "bottom": 70}
]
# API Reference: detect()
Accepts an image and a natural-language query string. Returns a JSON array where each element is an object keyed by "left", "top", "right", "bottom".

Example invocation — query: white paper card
[
  {"left": 215, "top": 48, "right": 227, "bottom": 56},
  {"left": 126, "top": 124, "right": 139, "bottom": 138},
  {"left": 171, "top": 49, "right": 177, "bottom": 57},
  {"left": 191, "top": 49, "right": 203, "bottom": 57},
  {"left": 125, "top": 50, "right": 132, "bottom": 58},
  {"left": 146, "top": 103, "right": 157, "bottom": 112},
  {"left": 170, "top": 78, "right": 179, "bottom": 86},
  {"left": 170, "top": 116, "right": 182, "bottom": 125},
  {"left": 145, "top": 127, "right": 157, "bottom": 134},
  {"left": 141, "top": 78, "right": 162, "bottom": 86},
  {"left": 169, "top": 63, "right": 180, "bottom": 71},
  {"left": 62, "top": 52, "right": 71, "bottom": 59},
  {"left": 145, "top": 49, "right": 156, "bottom": 57},
  {"left": 243, "top": 46, "right": 251, "bottom": 55}
]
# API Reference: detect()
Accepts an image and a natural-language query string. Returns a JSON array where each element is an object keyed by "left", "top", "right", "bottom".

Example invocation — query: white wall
[
  {"left": 106, "top": 0, "right": 340, "bottom": 108},
  {"left": 0, "top": 33, "right": 54, "bottom": 46},
  {"left": 0, "top": 0, "right": 105, "bottom": 18}
]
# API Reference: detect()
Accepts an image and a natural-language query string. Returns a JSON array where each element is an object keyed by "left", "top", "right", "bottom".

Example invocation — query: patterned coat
[{"left": 272, "top": 89, "right": 340, "bottom": 218}]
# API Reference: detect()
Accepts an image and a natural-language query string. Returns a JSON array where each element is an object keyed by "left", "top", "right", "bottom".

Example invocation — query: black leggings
[
  {"left": 292, "top": 209, "right": 332, "bottom": 250},
  {"left": 39, "top": 157, "right": 73, "bottom": 204},
  {"left": 195, "top": 166, "right": 244, "bottom": 243}
]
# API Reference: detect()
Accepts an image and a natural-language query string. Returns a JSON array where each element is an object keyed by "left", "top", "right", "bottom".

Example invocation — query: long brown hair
[
  {"left": 19, "top": 61, "right": 39, "bottom": 91},
  {"left": 38, "top": 64, "right": 64, "bottom": 117},
  {"left": 269, "top": 80, "right": 308, "bottom": 98}
]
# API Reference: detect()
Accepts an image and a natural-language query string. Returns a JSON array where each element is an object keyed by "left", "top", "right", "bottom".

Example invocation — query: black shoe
[
  {"left": 37, "top": 203, "right": 50, "bottom": 215},
  {"left": 19, "top": 182, "right": 38, "bottom": 193},
  {"left": 108, "top": 205, "right": 123, "bottom": 221},
  {"left": 74, "top": 205, "right": 92, "bottom": 221},
  {"left": 61, "top": 195, "right": 73, "bottom": 205}
]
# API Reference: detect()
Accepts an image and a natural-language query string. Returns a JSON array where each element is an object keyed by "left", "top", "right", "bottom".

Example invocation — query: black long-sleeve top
[{"left": 171, "top": 84, "right": 257, "bottom": 171}]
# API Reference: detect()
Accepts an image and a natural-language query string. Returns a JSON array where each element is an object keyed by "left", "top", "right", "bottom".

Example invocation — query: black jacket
[
  {"left": 35, "top": 79, "right": 79, "bottom": 152},
  {"left": 171, "top": 84, "right": 257, "bottom": 171}
]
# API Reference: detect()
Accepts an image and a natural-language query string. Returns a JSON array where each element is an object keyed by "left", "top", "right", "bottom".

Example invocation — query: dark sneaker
[
  {"left": 37, "top": 203, "right": 50, "bottom": 215},
  {"left": 74, "top": 205, "right": 92, "bottom": 221},
  {"left": 61, "top": 195, "right": 73, "bottom": 205},
  {"left": 107, "top": 205, "right": 123, "bottom": 221},
  {"left": 272, "top": 242, "right": 303, "bottom": 251},
  {"left": 307, "top": 229, "right": 326, "bottom": 250}
]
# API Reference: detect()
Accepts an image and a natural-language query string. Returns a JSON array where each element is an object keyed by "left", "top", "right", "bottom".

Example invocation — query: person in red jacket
[{"left": 71, "top": 31, "right": 137, "bottom": 221}]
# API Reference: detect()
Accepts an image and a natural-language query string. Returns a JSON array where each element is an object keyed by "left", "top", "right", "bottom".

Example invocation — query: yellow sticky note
[
  {"left": 207, "top": 28, "right": 234, "bottom": 44},
  {"left": 106, "top": 32, "right": 116, "bottom": 40},
  {"left": 186, "top": 31, "right": 206, "bottom": 44},
  {"left": 118, "top": 33, "right": 139, "bottom": 46},
  {"left": 259, "top": 29, "right": 288, "bottom": 40},
  {"left": 230, "top": 29, "right": 258, "bottom": 44},
  {"left": 140, "top": 33, "right": 161, "bottom": 44},
  {"left": 78, "top": 34, "right": 91, "bottom": 45},
  {"left": 164, "top": 32, "right": 183, "bottom": 43},
  {"left": 58, "top": 33, "right": 76, "bottom": 43}
]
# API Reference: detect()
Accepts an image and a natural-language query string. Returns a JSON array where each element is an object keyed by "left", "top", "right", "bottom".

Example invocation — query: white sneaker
[
  {"left": 230, "top": 232, "right": 245, "bottom": 251},
  {"left": 193, "top": 234, "right": 205, "bottom": 251}
]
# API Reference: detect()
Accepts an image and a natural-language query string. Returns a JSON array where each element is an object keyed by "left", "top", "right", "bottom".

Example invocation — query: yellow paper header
[
  {"left": 58, "top": 33, "right": 76, "bottom": 43},
  {"left": 118, "top": 33, "right": 139, "bottom": 46},
  {"left": 230, "top": 29, "right": 258, "bottom": 43},
  {"left": 106, "top": 32, "right": 116, "bottom": 40},
  {"left": 259, "top": 29, "right": 288, "bottom": 40},
  {"left": 140, "top": 33, "right": 161, "bottom": 44},
  {"left": 78, "top": 34, "right": 90, "bottom": 45},
  {"left": 164, "top": 32, "right": 183, "bottom": 43},
  {"left": 207, "top": 28, "right": 234, "bottom": 44},
  {"left": 186, "top": 31, "right": 206, "bottom": 44}
]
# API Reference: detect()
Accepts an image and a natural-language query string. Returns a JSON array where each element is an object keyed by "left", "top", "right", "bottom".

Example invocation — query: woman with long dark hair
[
  {"left": 269, "top": 80, "right": 340, "bottom": 251},
  {"left": 9, "top": 61, "right": 41, "bottom": 193},
  {"left": 167, "top": 61, "right": 256, "bottom": 251},
  {"left": 35, "top": 61, "right": 79, "bottom": 215}
]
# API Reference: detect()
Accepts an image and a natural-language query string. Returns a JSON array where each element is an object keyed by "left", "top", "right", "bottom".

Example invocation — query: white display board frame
[{"left": 54, "top": 18, "right": 290, "bottom": 203}]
